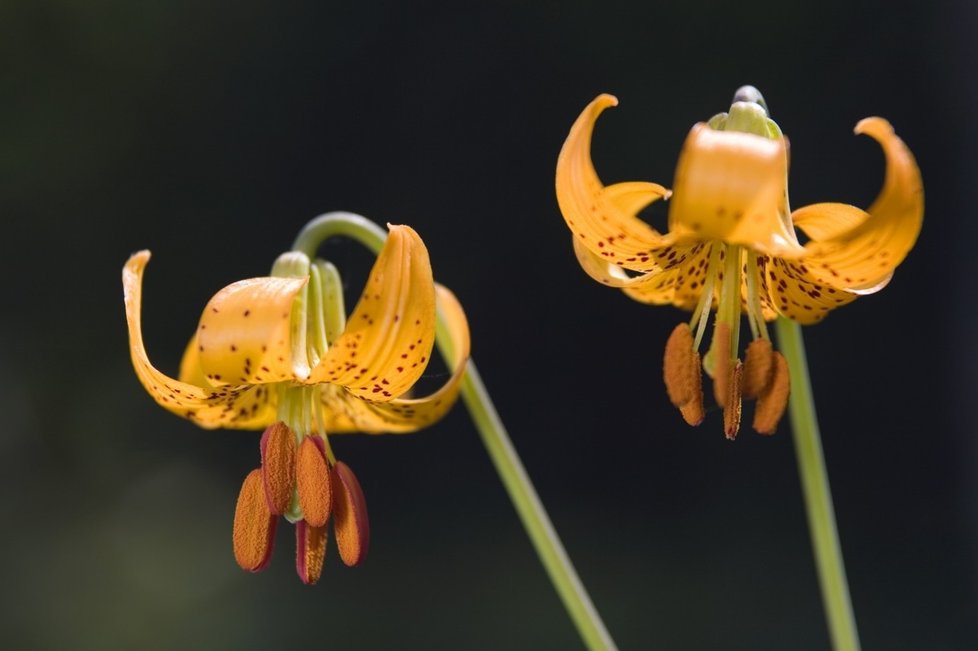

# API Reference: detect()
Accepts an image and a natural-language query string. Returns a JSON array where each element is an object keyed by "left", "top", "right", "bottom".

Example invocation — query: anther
[
  {"left": 742, "top": 338, "right": 774, "bottom": 399},
  {"left": 333, "top": 461, "right": 370, "bottom": 567},
  {"left": 232, "top": 469, "right": 277, "bottom": 572},
  {"left": 663, "top": 323, "right": 698, "bottom": 407},
  {"left": 296, "top": 436, "right": 333, "bottom": 527},
  {"left": 295, "top": 520, "right": 328, "bottom": 585},
  {"left": 260, "top": 421, "right": 296, "bottom": 515},
  {"left": 723, "top": 362, "right": 743, "bottom": 440},
  {"left": 753, "top": 352, "right": 790, "bottom": 435},
  {"left": 679, "top": 351, "right": 705, "bottom": 426}
]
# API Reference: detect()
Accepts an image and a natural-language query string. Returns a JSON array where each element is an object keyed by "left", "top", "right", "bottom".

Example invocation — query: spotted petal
[
  {"left": 795, "top": 117, "right": 923, "bottom": 292},
  {"left": 196, "top": 275, "right": 308, "bottom": 386},
  {"left": 323, "top": 284, "right": 470, "bottom": 433},
  {"left": 556, "top": 94, "right": 679, "bottom": 273},
  {"left": 309, "top": 225, "right": 436, "bottom": 401},
  {"left": 123, "top": 251, "right": 277, "bottom": 430}
]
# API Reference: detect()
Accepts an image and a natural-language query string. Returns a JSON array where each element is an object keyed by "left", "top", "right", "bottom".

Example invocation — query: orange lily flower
[
  {"left": 123, "top": 224, "right": 470, "bottom": 583},
  {"left": 556, "top": 89, "right": 922, "bottom": 438}
]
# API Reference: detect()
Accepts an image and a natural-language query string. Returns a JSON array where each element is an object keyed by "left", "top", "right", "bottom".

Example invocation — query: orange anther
[
  {"left": 754, "top": 352, "right": 790, "bottom": 435},
  {"left": 295, "top": 520, "right": 328, "bottom": 585},
  {"left": 663, "top": 322, "right": 698, "bottom": 407},
  {"left": 261, "top": 421, "right": 296, "bottom": 515},
  {"left": 678, "top": 351, "right": 705, "bottom": 426},
  {"left": 742, "top": 338, "right": 774, "bottom": 399},
  {"left": 723, "top": 362, "right": 743, "bottom": 440},
  {"left": 232, "top": 469, "right": 277, "bottom": 572},
  {"left": 333, "top": 461, "right": 370, "bottom": 567},
  {"left": 296, "top": 436, "right": 332, "bottom": 527}
]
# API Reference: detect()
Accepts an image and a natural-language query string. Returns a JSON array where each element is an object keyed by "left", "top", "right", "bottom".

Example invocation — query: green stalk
[
  {"left": 294, "top": 212, "right": 618, "bottom": 651},
  {"left": 775, "top": 317, "right": 861, "bottom": 651}
]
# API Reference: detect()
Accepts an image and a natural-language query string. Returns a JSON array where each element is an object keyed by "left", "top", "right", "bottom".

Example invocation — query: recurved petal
[
  {"left": 758, "top": 256, "right": 858, "bottom": 325},
  {"left": 669, "top": 124, "right": 803, "bottom": 258},
  {"left": 309, "top": 225, "right": 436, "bottom": 402},
  {"left": 797, "top": 118, "right": 923, "bottom": 292},
  {"left": 323, "top": 284, "right": 470, "bottom": 434},
  {"left": 197, "top": 275, "right": 308, "bottom": 386},
  {"left": 621, "top": 242, "right": 715, "bottom": 310},
  {"left": 556, "top": 95, "right": 678, "bottom": 273},
  {"left": 123, "top": 251, "right": 277, "bottom": 430}
]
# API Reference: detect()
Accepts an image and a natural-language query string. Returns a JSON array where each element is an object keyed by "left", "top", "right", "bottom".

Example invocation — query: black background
[{"left": 2, "top": 1, "right": 976, "bottom": 649}]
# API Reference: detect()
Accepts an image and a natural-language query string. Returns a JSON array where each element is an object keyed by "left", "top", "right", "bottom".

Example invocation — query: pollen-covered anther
[
  {"left": 742, "top": 338, "right": 774, "bottom": 400},
  {"left": 296, "top": 436, "right": 332, "bottom": 528},
  {"left": 260, "top": 421, "right": 296, "bottom": 514},
  {"left": 663, "top": 322, "right": 699, "bottom": 407},
  {"left": 678, "top": 351, "right": 705, "bottom": 426},
  {"left": 333, "top": 461, "right": 370, "bottom": 567},
  {"left": 295, "top": 520, "right": 328, "bottom": 585},
  {"left": 723, "top": 362, "right": 743, "bottom": 440},
  {"left": 233, "top": 468, "right": 277, "bottom": 572},
  {"left": 753, "top": 352, "right": 790, "bottom": 435}
]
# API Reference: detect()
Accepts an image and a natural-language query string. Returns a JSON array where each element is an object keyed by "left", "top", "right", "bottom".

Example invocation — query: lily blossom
[
  {"left": 556, "top": 89, "right": 922, "bottom": 438},
  {"left": 123, "top": 224, "right": 470, "bottom": 582}
]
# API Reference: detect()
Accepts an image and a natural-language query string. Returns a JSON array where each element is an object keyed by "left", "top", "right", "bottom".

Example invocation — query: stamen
[
  {"left": 232, "top": 469, "right": 277, "bottom": 572},
  {"left": 753, "top": 352, "right": 790, "bottom": 434},
  {"left": 295, "top": 520, "right": 328, "bottom": 585},
  {"left": 723, "top": 362, "right": 743, "bottom": 440},
  {"left": 679, "top": 351, "right": 705, "bottom": 426},
  {"left": 712, "top": 322, "right": 733, "bottom": 408},
  {"left": 296, "top": 436, "right": 333, "bottom": 527},
  {"left": 691, "top": 244, "right": 721, "bottom": 349},
  {"left": 260, "top": 421, "right": 297, "bottom": 515},
  {"left": 742, "top": 338, "right": 774, "bottom": 400},
  {"left": 664, "top": 323, "right": 697, "bottom": 407},
  {"left": 333, "top": 461, "right": 370, "bottom": 567},
  {"left": 745, "top": 251, "right": 770, "bottom": 342}
]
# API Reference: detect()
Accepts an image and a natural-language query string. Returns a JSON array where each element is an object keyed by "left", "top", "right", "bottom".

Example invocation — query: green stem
[
  {"left": 775, "top": 318, "right": 861, "bottom": 651},
  {"left": 293, "top": 212, "right": 617, "bottom": 651},
  {"left": 453, "top": 362, "right": 617, "bottom": 651}
]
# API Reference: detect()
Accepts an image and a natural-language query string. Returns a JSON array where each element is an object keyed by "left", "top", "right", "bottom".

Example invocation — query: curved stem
[
  {"left": 775, "top": 317, "right": 861, "bottom": 651},
  {"left": 451, "top": 361, "right": 618, "bottom": 651},
  {"left": 294, "top": 212, "right": 617, "bottom": 651}
]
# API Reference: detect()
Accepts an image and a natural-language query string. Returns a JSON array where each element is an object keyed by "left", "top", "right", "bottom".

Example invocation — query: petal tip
[{"left": 854, "top": 116, "right": 893, "bottom": 138}]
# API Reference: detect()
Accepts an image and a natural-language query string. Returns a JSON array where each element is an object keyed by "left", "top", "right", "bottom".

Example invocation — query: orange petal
[
  {"left": 123, "top": 251, "right": 277, "bottom": 430},
  {"left": 669, "top": 124, "right": 803, "bottom": 257},
  {"left": 260, "top": 422, "right": 297, "bottom": 515},
  {"left": 197, "top": 275, "right": 308, "bottom": 386},
  {"left": 758, "top": 257, "right": 858, "bottom": 325},
  {"left": 310, "top": 225, "right": 436, "bottom": 402},
  {"left": 232, "top": 469, "right": 277, "bottom": 572},
  {"left": 798, "top": 118, "right": 923, "bottom": 292},
  {"left": 322, "top": 284, "right": 471, "bottom": 434},
  {"left": 333, "top": 461, "right": 370, "bottom": 567},
  {"left": 296, "top": 436, "right": 332, "bottom": 527},
  {"left": 295, "top": 520, "right": 328, "bottom": 585},
  {"left": 556, "top": 95, "right": 679, "bottom": 273}
]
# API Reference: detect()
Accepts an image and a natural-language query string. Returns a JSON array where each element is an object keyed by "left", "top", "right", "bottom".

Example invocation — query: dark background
[{"left": 3, "top": 1, "right": 976, "bottom": 649}]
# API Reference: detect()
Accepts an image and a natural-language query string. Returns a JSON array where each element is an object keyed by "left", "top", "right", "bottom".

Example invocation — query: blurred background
[{"left": 2, "top": 0, "right": 976, "bottom": 649}]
